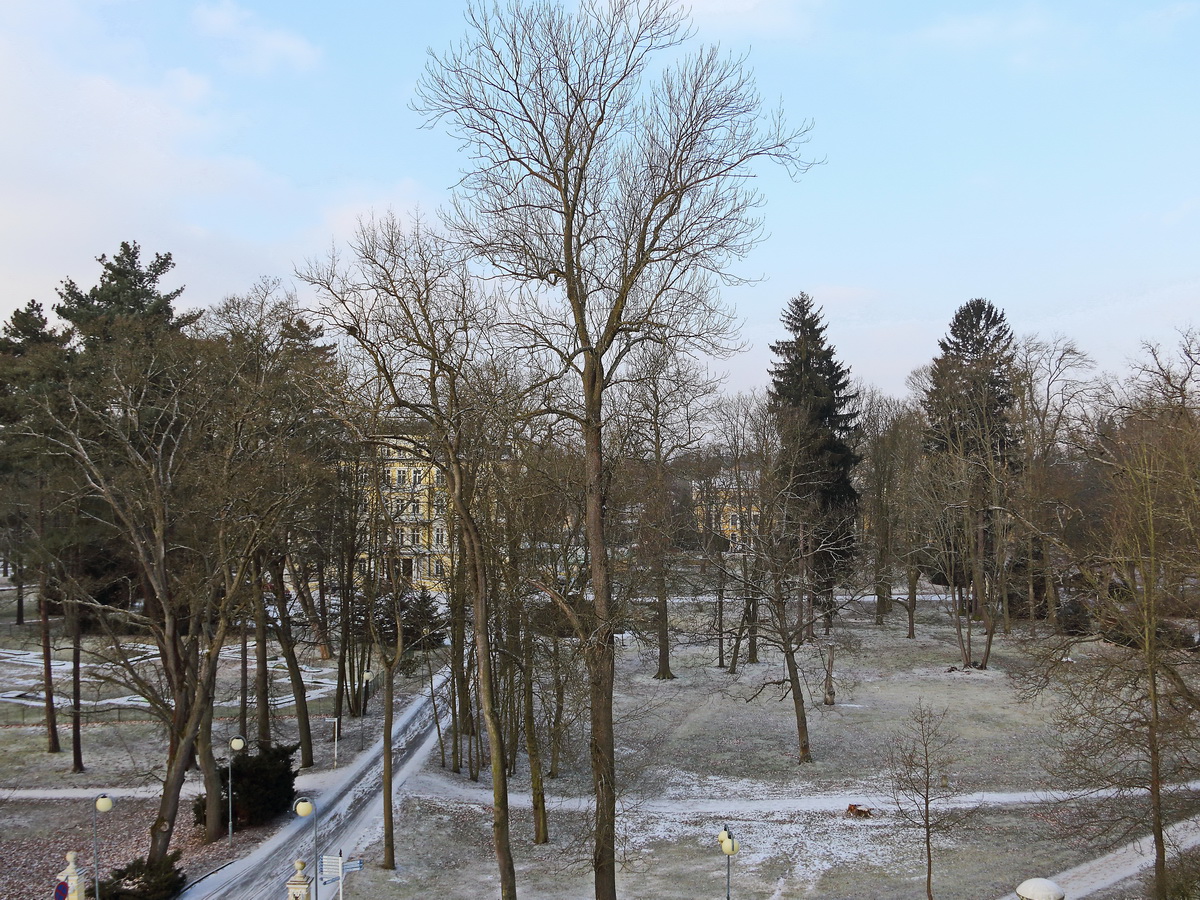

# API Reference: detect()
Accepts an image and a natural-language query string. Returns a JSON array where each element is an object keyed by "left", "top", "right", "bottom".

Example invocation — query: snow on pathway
[
  {"left": 398, "top": 769, "right": 1055, "bottom": 817},
  {"left": 992, "top": 814, "right": 1200, "bottom": 900}
]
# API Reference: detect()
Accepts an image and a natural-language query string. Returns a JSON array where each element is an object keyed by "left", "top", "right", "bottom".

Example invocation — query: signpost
[
  {"left": 318, "top": 853, "right": 364, "bottom": 900},
  {"left": 327, "top": 718, "right": 339, "bottom": 769}
]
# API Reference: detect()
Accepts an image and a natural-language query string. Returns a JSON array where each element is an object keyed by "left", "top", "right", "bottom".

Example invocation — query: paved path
[
  {"left": 177, "top": 671, "right": 447, "bottom": 900},
  {"left": 992, "top": 813, "right": 1200, "bottom": 900}
]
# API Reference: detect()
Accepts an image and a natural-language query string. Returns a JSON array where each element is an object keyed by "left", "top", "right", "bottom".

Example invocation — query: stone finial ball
[{"left": 1016, "top": 877, "right": 1066, "bottom": 900}]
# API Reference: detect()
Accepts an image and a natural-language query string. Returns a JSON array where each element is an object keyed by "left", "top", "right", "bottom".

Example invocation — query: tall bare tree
[
  {"left": 416, "top": 5, "right": 812, "bottom": 890},
  {"left": 302, "top": 214, "right": 521, "bottom": 897}
]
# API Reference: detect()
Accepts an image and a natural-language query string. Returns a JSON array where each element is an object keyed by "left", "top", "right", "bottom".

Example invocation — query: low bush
[
  {"left": 86, "top": 850, "right": 185, "bottom": 900},
  {"left": 192, "top": 742, "right": 299, "bottom": 830}
]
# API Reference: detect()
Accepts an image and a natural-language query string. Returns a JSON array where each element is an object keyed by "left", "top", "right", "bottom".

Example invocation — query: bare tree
[
  {"left": 415, "top": 2, "right": 813, "bottom": 893},
  {"left": 622, "top": 344, "right": 718, "bottom": 680},
  {"left": 1028, "top": 333, "right": 1200, "bottom": 900},
  {"left": 302, "top": 213, "right": 521, "bottom": 897},
  {"left": 888, "top": 700, "right": 969, "bottom": 900},
  {"left": 42, "top": 329, "right": 298, "bottom": 859}
]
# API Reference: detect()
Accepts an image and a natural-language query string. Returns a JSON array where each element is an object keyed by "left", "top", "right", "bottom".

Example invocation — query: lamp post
[
  {"left": 228, "top": 735, "right": 246, "bottom": 848},
  {"left": 92, "top": 793, "right": 114, "bottom": 900},
  {"left": 294, "top": 797, "right": 319, "bottom": 900},
  {"left": 717, "top": 823, "right": 740, "bottom": 900}
]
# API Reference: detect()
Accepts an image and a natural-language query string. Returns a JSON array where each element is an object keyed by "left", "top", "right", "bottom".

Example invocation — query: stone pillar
[
  {"left": 55, "top": 851, "right": 81, "bottom": 900},
  {"left": 285, "top": 859, "right": 313, "bottom": 900}
]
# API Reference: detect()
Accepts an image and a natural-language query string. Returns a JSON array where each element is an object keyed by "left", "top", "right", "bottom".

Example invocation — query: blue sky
[{"left": 2, "top": 0, "right": 1197, "bottom": 395}]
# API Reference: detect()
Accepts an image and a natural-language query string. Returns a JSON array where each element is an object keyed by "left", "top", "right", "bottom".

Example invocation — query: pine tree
[
  {"left": 922, "top": 297, "right": 1017, "bottom": 464},
  {"left": 919, "top": 298, "right": 1018, "bottom": 668},
  {"left": 768, "top": 292, "right": 860, "bottom": 599},
  {"left": 54, "top": 241, "right": 197, "bottom": 346}
]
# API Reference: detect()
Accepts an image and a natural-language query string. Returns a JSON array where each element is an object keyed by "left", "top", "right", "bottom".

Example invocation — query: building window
[
  {"left": 412, "top": 470, "right": 424, "bottom": 487},
  {"left": 435, "top": 560, "right": 445, "bottom": 577},
  {"left": 435, "top": 471, "right": 446, "bottom": 486},
  {"left": 434, "top": 526, "right": 445, "bottom": 547}
]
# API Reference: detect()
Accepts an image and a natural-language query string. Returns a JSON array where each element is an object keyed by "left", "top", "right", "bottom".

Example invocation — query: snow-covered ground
[{"left": 1, "top": 584, "right": 1192, "bottom": 899}]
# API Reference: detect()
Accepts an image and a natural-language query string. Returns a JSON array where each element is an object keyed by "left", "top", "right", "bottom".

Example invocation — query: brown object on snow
[{"left": 846, "top": 803, "right": 874, "bottom": 818}]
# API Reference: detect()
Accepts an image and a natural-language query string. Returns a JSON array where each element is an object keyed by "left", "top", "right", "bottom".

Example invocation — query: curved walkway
[{"left": 176, "top": 671, "right": 448, "bottom": 900}]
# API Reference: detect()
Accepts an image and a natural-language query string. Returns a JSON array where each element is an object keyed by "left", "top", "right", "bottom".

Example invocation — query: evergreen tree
[
  {"left": 922, "top": 297, "right": 1017, "bottom": 464},
  {"left": 768, "top": 292, "right": 860, "bottom": 600},
  {"left": 54, "top": 241, "right": 197, "bottom": 346},
  {"left": 919, "top": 298, "right": 1018, "bottom": 667}
]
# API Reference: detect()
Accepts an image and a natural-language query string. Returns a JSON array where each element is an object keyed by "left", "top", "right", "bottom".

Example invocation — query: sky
[{"left": 1, "top": 0, "right": 1197, "bottom": 396}]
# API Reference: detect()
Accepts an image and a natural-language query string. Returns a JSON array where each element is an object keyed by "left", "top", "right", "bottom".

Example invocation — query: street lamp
[
  {"left": 92, "top": 793, "right": 114, "bottom": 900},
  {"left": 717, "top": 823, "right": 740, "bottom": 900},
  {"left": 228, "top": 735, "right": 246, "bottom": 848},
  {"left": 294, "top": 796, "right": 319, "bottom": 900}
]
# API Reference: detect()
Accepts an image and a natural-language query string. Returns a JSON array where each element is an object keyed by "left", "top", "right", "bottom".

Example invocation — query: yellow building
[
  {"left": 374, "top": 438, "right": 452, "bottom": 592},
  {"left": 693, "top": 469, "right": 761, "bottom": 552}
]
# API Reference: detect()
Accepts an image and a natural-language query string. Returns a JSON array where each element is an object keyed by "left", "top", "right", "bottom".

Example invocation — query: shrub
[
  {"left": 86, "top": 850, "right": 185, "bottom": 900},
  {"left": 192, "top": 742, "right": 299, "bottom": 831},
  {"left": 1164, "top": 847, "right": 1200, "bottom": 900}
]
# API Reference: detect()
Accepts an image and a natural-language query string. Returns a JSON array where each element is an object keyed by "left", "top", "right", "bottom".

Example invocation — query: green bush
[
  {"left": 1164, "top": 847, "right": 1200, "bottom": 900},
  {"left": 192, "top": 742, "right": 299, "bottom": 831},
  {"left": 86, "top": 850, "right": 185, "bottom": 900}
]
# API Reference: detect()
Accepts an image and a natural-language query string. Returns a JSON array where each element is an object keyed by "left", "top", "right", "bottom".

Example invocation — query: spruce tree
[
  {"left": 768, "top": 292, "right": 860, "bottom": 595},
  {"left": 922, "top": 297, "right": 1017, "bottom": 464},
  {"left": 919, "top": 298, "right": 1018, "bottom": 667}
]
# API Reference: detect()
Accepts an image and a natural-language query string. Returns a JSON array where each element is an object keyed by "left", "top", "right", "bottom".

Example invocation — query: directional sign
[
  {"left": 320, "top": 855, "right": 343, "bottom": 876},
  {"left": 343, "top": 859, "right": 364, "bottom": 873}
]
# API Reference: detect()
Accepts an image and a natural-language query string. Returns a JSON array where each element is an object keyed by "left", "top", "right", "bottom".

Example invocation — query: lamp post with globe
[
  {"left": 92, "top": 793, "right": 114, "bottom": 900},
  {"left": 228, "top": 735, "right": 246, "bottom": 848},
  {"left": 717, "top": 824, "right": 740, "bottom": 900},
  {"left": 294, "top": 797, "right": 319, "bottom": 900}
]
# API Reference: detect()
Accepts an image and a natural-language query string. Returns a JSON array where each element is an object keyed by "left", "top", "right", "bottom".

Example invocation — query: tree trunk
[
  {"left": 381, "top": 662, "right": 397, "bottom": 869},
  {"left": 715, "top": 556, "right": 726, "bottom": 669},
  {"left": 39, "top": 573, "right": 61, "bottom": 753},
  {"left": 276, "top": 627, "right": 314, "bottom": 768},
  {"left": 254, "top": 580, "right": 271, "bottom": 747},
  {"left": 781, "top": 641, "right": 812, "bottom": 762},
  {"left": 14, "top": 559, "right": 24, "bottom": 626},
  {"left": 453, "top": 467, "right": 517, "bottom": 899},
  {"left": 906, "top": 566, "right": 918, "bottom": 640},
  {"left": 70, "top": 599, "right": 84, "bottom": 772},
  {"left": 653, "top": 565, "right": 674, "bottom": 679},
  {"left": 823, "top": 643, "right": 835, "bottom": 705},
  {"left": 270, "top": 558, "right": 313, "bottom": 768},
  {"left": 549, "top": 637, "right": 565, "bottom": 779},
  {"left": 197, "top": 705, "right": 224, "bottom": 844},
  {"left": 523, "top": 620, "right": 549, "bottom": 844},
  {"left": 239, "top": 619, "right": 248, "bottom": 738},
  {"left": 581, "top": 366, "right": 618, "bottom": 900},
  {"left": 727, "top": 600, "right": 749, "bottom": 676}
]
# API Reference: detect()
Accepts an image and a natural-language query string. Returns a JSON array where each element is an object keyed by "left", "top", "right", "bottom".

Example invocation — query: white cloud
[
  {"left": 680, "top": 0, "right": 823, "bottom": 38},
  {"left": 904, "top": 9, "right": 1085, "bottom": 70},
  {"left": 912, "top": 10, "right": 1053, "bottom": 47},
  {"left": 0, "top": 21, "right": 289, "bottom": 317},
  {"left": 191, "top": 0, "right": 321, "bottom": 75}
]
